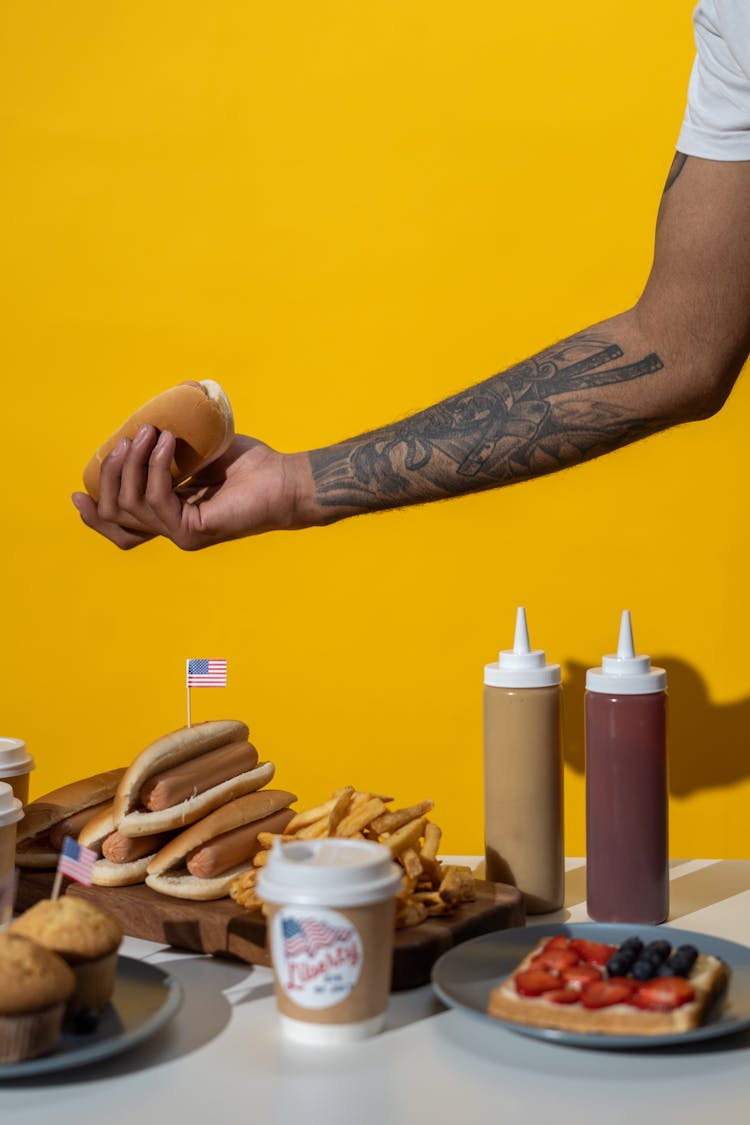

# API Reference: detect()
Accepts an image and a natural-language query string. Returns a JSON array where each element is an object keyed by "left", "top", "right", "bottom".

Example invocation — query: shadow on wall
[{"left": 562, "top": 657, "right": 750, "bottom": 797}]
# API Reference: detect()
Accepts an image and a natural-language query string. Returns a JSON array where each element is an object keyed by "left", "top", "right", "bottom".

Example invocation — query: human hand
[{"left": 71, "top": 426, "right": 312, "bottom": 550}]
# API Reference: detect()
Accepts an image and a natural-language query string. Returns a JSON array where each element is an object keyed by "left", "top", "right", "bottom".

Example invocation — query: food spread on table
[{"left": 8, "top": 713, "right": 739, "bottom": 1049}]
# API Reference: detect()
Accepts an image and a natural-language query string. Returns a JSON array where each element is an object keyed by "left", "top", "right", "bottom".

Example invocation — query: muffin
[
  {"left": 10, "top": 897, "right": 122, "bottom": 1025},
  {"left": 0, "top": 932, "right": 75, "bottom": 1063}
]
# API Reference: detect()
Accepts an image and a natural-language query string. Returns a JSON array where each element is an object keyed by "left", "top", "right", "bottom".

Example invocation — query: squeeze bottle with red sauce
[
  {"left": 483, "top": 607, "right": 563, "bottom": 914},
  {"left": 585, "top": 610, "right": 668, "bottom": 924}
]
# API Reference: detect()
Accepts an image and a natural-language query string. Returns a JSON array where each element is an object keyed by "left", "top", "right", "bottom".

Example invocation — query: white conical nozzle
[
  {"left": 602, "top": 609, "right": 649, "bottom": 675},
  {"left": 484, "top": 606, "right": 561, "bottom": 686},
  {"left": 500, "top": 607, "right": 543, "bottom": 669},
  {"left": 617, "top": 610, "right": 636, "bottom": 660},
  {"left": 513, "top": 606, "right": 531, "bottom": 655},
  {"left": 587, "top": 608, "right": 666, "bottom": 692}
]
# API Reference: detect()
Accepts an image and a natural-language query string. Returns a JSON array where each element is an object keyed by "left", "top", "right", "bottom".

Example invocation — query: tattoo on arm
[{"left": 310, "top": 333, "right": 664, "bottom": 511}]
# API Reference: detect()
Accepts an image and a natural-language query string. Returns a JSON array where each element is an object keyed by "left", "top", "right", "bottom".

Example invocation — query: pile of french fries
[{"left": 228, "top": 786, "right": 476, "bottom": 928}]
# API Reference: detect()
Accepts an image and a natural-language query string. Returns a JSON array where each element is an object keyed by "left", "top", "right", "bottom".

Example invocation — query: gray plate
[
  {"left": 0, "top": 955, "right": 183, "bottom": 1077},
  {"left": 431, "top": 922, "right": 750, "bottom": 1049}
]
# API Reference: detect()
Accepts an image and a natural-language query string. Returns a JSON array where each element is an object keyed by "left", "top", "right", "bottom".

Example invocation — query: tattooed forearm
[{"left": 309, "top": 332, "right": 665, "bottom": 511}]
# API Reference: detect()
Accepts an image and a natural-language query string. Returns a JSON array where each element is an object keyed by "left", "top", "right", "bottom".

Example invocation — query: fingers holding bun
[{"left": 83, "top": 379, "right": 234, "bottom": 502}]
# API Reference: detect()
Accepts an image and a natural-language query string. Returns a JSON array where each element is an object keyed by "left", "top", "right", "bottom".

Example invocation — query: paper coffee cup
[
  {"left": 258, "top": 838, "right": 403, "bottom": 1044},
  {"left": 0, "top": 738, "right": 35, "bottom": 806},
  {"left": 0, "top": 782, "right": 23, "bottom": 910}
]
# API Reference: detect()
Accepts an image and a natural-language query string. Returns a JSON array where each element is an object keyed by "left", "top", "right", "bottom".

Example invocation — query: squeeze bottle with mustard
[{"left": 483, "top": 607, "right": 563, "bottom": 914}]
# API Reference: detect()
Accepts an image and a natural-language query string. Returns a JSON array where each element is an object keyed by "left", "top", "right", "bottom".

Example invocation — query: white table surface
[{"left": 4, "top": 858, "right": 750, "bottom": 1125}]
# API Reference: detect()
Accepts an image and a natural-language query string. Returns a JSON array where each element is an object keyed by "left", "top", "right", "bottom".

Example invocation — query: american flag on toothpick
[
  {"left": 51, "top": 836, "right": 97, "bottom": 900},
  {"left": 186, "top": 659, "right": 228, "bottom": 687},
  {"left": 58, "top": 836, "right": 97, "bottom": 885},
  {"left": 186, "top": 659, "right": 228, "bottom": 727}
]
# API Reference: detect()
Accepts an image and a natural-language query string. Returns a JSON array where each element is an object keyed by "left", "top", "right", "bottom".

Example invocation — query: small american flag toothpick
[
  {"left": 51, "top": 836, "right": 97, "bottom": 900},
  {"left": 185, "top": 659, "right": 228, "bottom": 726}
]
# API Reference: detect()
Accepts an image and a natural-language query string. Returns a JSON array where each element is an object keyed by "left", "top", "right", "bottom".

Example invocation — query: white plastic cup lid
[
  {"left": 0, "top": 781, "right": 23, "bottom": 827},
  {"left": 0, "top": 738, "right": 34, "bottom": 778},
  {"left": 257, "top": 838, "right": 403, "bottom": 908}
]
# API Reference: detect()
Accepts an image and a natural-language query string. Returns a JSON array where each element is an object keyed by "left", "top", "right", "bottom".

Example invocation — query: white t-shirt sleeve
[{"left": 677, "top": 0, "right": 750, "bottom": 159}]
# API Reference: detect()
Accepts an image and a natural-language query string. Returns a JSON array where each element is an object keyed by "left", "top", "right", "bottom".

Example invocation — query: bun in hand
[{"left": 82, "top": 379, "right": 234, "bottom": 502}]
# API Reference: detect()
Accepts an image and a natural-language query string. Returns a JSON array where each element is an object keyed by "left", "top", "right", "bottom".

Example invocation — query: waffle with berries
[{"left": 487, "top": 933, "right": 730, "bottom": 1036}]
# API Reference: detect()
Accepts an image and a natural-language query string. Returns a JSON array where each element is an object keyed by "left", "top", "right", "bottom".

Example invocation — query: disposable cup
[
  {"left": 258, "top": 838, "right": 403, "bottom": 1044},
  {"left": 0, "top": 738, "right": 35, "bottom": 806},
  {"left": 0, "top": 782, "right": 23, "bottom": 925}
]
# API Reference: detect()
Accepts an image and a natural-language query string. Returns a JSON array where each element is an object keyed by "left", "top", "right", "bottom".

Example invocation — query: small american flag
[
  {"left": 186, "top": 659, "right": 228, "bottom": 688},
  {"left": 57, "top": 836, "right": 97, "bottom": 886},
  {"left": 282, "top": 916, "right": 353, "bottom": 959}
]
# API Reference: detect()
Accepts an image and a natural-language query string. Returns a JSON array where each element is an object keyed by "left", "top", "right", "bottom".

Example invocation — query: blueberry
[
  {"left": 607, "top": 946, "right": 637, "bottom": 976},
  {"left": 632, "top": 958, "right": 657, "bottom": 981},
  {"left": 614, "top": 945, "right": 638, "bottom": 963},
  {"left": 606, "top": 954, "right": 632, "bottom": 977},
  {"left": 668, "top": 945, "right": 698, "bottom": 976},
  {"left": 644, "top": 940, "right": 672, "bottom": 961},
  {"left": 620, "top": 937, "right": 644, "bottom": 955},
  {"left": 675, "top": 944, "right": 698, "bottom": 967},
  {"left": 656, "top": 964, "right": 678, "bottom": 977}
]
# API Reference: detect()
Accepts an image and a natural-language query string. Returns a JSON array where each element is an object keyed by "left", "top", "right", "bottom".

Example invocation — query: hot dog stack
[{"left": 17, "top": 720, "right": 296, "bottom": 902}]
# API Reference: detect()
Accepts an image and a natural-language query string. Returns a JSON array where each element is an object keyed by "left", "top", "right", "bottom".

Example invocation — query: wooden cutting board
[{"left": 15, "top": 872, "right": 524, "bottom": 991}]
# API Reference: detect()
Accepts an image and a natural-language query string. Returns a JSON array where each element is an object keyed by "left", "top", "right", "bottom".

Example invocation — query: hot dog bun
[
  {"left": 82, "top": 379, "right": 234, "bottom": 502},
  {"left": 146, "top": 789, "right": 296, "bottom": 901},
  {"left": 113, "top": 720, "right": 275, "bottom": 836},
  {"left": 15, "top": 769, "right": 126, "bottom": 869}
]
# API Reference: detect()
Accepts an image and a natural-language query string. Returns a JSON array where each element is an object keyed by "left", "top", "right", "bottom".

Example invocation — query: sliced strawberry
[
  {"left": 531, "top": 948, "right": 580, "bottom": 971},
  {"left": 570, "top": 938, "right": 617, "bottom": 966},
  {"left": 515, "top": 969, "right": 561, "bottom": 997},
  {"left": 580, "top": 977, "right": 634, "bottom": 1009},
  {"left": 542, "top": 935, "right": 572, "bottom": 952},
  {"left": 560, "top": 964, "right": 602, "bottom": 987},
  {"left": 546, "top": 988, "right": 580, "bottom": 1005},
  {"left": 633, "top": 976, "right": 695, "bottom": 1011}
]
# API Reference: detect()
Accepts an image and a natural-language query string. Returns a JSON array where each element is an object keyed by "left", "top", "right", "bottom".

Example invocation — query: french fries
[{"left": 228, "top": 787, "right": 476, "bottom": 928}]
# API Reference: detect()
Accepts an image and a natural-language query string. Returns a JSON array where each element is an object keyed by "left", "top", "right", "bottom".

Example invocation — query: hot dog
[
  {"left": 82, "top": 379, "right": 234, "bottom": 503},
  {"left": 113, "top": 720, "right": 275, "bottom": 836},
  {"left": 15, "top": 770, "right": 126, "bottom": 869},
  {"left": 139, "top": 739, "right": 258, "bottom": 811},
  {"left": 146, "top": 789, "right": 296, "bottom": 900},
  {"left": 186, "top": 808, "right": 295, "bottom": 878},
  {"left": 77, "top": 806, "right": 172, "bottom": 887}
]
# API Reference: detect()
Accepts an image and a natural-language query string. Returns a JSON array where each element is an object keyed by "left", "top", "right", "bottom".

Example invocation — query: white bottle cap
[
  {"left": 484, "top": 607, "right": 561, "bottom": 688},
  {"left": 586, "top": 610, "right": 667, "bottom": 695}
]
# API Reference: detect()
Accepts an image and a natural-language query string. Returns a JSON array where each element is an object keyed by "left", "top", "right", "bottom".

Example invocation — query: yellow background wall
[{"left": 2, "top": 1, "right": 748, "bottom": 858}]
